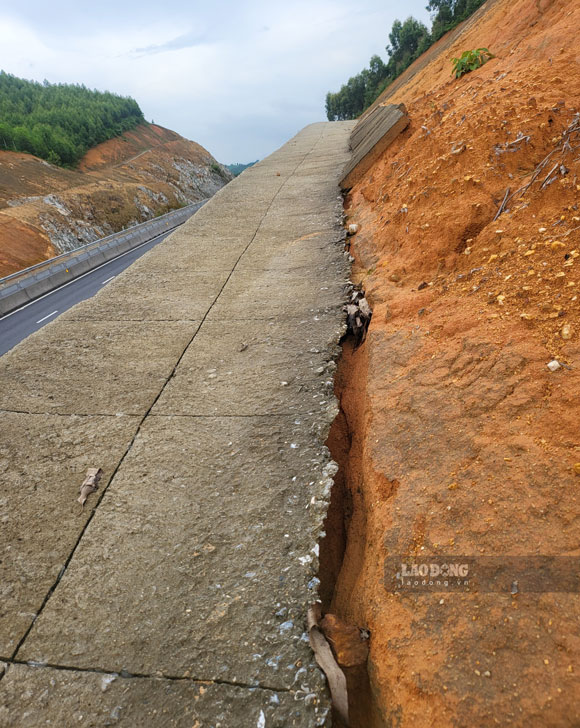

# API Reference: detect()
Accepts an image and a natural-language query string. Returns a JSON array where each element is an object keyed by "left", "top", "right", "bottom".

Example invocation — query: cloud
[
  {"left": 0, "top": 1, "right": 432, "bottom": 162},
  {"left": 132, "top": 29, "right": 211, "bottom": 57}
]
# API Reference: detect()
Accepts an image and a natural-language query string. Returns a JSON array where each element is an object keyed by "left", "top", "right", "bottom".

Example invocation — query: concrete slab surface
[
  {"left": 152, "top": 318, "right": 339, "bottom": 416},
  {"left": 18, "top": 416, "right": 329, "bottom": 688},
  {"left": 0, "top": 321, "right": 197, "bottom": 415},
  {"left": 206, "top": 270, "right": 344, "bottom": 321},
  {"left": 0, "top": 120, "right": 355, "bottom": 727},
  {"left": 62, "top": 271, "right": 230, "bottom": 322},
  {"left": 0, "top": 412, "right": 139, "bottom": 656}
]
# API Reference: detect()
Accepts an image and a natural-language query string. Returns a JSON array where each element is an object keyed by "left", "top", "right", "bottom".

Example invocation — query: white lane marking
[
  {"left": 36, "top": 310, "right": 58, "bottom": 324},
  {"left": 102, "top": 276, "right": 115, "bottom": 285},
  {"left": 0, "top": 231, "right": 169, "bottom": 321}
]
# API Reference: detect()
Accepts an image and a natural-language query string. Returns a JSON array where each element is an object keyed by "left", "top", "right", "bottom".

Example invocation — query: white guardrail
[{"left": 0, "top": 201, "right": 206, "bottom": 317}]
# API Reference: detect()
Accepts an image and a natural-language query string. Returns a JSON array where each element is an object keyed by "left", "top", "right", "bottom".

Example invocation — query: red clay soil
[
  {"left": 0, "top": 217, "right": 55, "bottom": 274},
  {"left": 79, "top": 123, "right": 215, "bottom": 176},
  {"left": 78, "top": 124, "right": 182, "bottom": 171},
  {"left": 322, "top": 0, "right": 580, "bottom": 725}
]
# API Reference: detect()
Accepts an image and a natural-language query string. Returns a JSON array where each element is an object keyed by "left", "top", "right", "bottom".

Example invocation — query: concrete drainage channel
[
  {"left": 0, "top": 110, "right": 405, "bottom": 724},
  {"left": 0, "top": 121, "right": 361, "bottom": 727},
  {"left": 0, "top": 201, "right": 206, "bottom": 317}
]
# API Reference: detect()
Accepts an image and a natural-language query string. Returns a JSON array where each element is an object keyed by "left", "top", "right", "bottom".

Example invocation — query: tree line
[
  {"left": 226, "top": 161, "right": 258, "bottom": 177},
  {"left": 0, "top": 72, "right": 145, "bottom": 167},
  {"left": 325, "top": 0, "right": 486, "bottom": 121}
]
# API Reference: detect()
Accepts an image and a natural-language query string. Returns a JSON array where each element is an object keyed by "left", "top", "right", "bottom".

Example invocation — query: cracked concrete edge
[
  {"left": 302, "top": 201, "right": 349, "bottom": 527},
  {"left": 293, "top": 184, "right": 350, "bottom": 686}
]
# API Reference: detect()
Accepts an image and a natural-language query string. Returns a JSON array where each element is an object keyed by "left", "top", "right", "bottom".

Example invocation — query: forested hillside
[
  {"left": 226, "top": 161, "right": 258, "bottom": 177},
  {"left": 0, "top": 72, "right": 144, "bottom": 167},
  {"left": 325, "top": 0, "right": 486, "bottom": 120}
]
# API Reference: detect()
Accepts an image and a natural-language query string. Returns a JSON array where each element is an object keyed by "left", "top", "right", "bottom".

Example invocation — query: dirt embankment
[
  {"left": 323, "top": 0, "right": 580, "bottom": 725},
  {"left": 0, "top": 124, "right": 232, "bottom": 277}
]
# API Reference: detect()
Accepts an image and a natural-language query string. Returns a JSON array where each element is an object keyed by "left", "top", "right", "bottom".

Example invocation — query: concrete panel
[
  {"left": 0, "top": 321, "right": 198, "bottom": 415},
  {"left": 0, "top": 412, "right": 139, "bottom": 655},
  {"left": 340, "top": 103, "right": 410, "bottom": 189},
  {"left": 18, "top": 415, "right": 331, "bottom": 692}
]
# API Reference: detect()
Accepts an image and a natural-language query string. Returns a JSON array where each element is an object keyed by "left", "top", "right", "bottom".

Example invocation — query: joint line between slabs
[{"left": 1, "top": 657, "right": 291, "bottom": 694}]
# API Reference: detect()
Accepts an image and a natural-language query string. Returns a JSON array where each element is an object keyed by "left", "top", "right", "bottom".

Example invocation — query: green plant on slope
[{"left": 451, "top": 48, "right": 494, "bottom": 78}]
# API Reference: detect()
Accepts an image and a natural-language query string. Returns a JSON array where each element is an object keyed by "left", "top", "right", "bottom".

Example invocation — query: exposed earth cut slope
[
  {"left": 0, "top": 123, "right": 231, "bottom": 277},
  {"left": 324, "top": 0, "right": 580, "bottom": 725}
]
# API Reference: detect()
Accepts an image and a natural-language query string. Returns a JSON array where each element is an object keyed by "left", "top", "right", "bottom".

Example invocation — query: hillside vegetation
[
  {"left": 0, "top": 72, "right": 144, "bottom": 167},
  {"left": 325, "top": 0, "right": 485, "bottom": 120},
  {"left": 226, "top": 161, "right": 258, "bottom": 177}
]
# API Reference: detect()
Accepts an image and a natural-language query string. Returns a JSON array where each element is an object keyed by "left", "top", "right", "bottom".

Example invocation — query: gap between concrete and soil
[{"left": 315, "top": 229, "right": 385, "bottom": 726}]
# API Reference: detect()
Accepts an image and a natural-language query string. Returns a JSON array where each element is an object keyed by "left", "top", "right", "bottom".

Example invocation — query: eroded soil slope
[
  {"left": 327, "top": 0, "right": 580, "bottom": 725},
  {"left": 0, "top": 124, "right": 231, "bottom": 276}
]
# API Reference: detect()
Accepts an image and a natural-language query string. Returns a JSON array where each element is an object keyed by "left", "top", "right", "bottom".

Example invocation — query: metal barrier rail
[{"left": 0, "top": 201, "right": 205, "bottom": 317}]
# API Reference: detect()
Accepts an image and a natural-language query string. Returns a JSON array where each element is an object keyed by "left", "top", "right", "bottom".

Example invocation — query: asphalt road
[{"left": 0, "top": 229, "right": 174, "bottom": 357}]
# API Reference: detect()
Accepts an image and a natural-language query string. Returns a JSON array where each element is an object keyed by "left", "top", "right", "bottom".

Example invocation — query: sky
[{"left": 0, "top": 1, "right": 431, "bottom": 164}]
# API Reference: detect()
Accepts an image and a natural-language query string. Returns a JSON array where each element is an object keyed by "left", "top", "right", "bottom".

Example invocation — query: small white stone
[
  {"left": 101, "top": 674, "right": 117, "bottom": 692},
  {"left": 348, "top": 223, "right": 359, "bottom": 235},
  {"left": 547, "top": 360, "right": 561, "bottom": 372}
]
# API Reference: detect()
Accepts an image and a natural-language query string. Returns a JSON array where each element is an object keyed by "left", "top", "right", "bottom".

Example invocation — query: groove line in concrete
[
  {"left": 1, "top": 658, "right": 290, "bottom": 694},
  {"left": 0, "top": 408, "right": 313, "bottom": 418}
]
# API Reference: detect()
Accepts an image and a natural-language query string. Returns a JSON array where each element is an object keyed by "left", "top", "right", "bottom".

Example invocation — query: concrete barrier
[{"left": 0, "top": 201, "right": 206, "bottom": 316}]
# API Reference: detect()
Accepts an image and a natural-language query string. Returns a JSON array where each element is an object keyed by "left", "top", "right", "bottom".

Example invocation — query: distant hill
[
  {"left": 0, "top": 123, "right": 232, "bottom": 276},
  {"left": 0, "top": 71, "right": 144, "bottom": 167},
  {"left": 226, "top": 161, "right": 258, "bottom": 177}
]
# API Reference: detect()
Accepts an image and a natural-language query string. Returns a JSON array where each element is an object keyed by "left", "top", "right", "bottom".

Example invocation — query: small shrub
[{"left": 451, "top": 48, "right": 494, "bottom": 78}]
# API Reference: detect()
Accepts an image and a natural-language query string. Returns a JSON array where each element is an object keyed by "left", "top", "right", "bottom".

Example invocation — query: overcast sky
[{"left": 0, "top": 1, "right": 431, "bottom": 164}]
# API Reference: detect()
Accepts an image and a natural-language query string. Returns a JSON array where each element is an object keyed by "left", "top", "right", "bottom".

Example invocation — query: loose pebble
[{"left": 561, "top": 324, "right": 572, "bottom": 340}]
